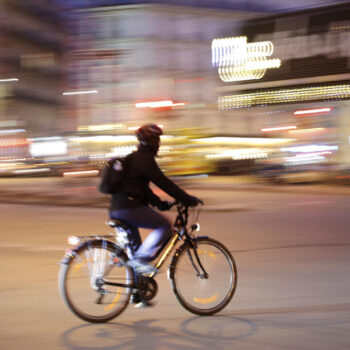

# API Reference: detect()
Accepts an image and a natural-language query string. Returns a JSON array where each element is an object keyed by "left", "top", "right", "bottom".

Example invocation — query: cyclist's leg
[
  {"left": 109, "top": 209, "right": 142, "bottom": 254},
  {"left": 110, "top": 206, "right": 172, "bottom": 262},
  {"left": 129, "top": 207, "right": 172, "bottom": 262}
]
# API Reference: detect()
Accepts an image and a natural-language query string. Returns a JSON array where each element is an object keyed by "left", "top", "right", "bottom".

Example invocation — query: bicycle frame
[
  {"left": 102, "top": 203, "right": 208, "bottom": 289},
  {"left": 59, "top": 201, "right": 237, "bottom": 321}
]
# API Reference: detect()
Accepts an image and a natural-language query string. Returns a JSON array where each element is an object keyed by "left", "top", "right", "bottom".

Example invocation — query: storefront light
[{"left": 218, "top": 84, "right": 350, "bottom": 109}]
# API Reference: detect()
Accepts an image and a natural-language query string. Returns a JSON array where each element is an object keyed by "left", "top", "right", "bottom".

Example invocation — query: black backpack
[{"left": 98, "top": 156, "right": 127, "bottom": 195}]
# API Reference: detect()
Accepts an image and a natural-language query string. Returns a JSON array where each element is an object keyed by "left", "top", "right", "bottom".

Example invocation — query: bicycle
[{"left": 58, "top": 202, "right": 237, "bottom": 323}]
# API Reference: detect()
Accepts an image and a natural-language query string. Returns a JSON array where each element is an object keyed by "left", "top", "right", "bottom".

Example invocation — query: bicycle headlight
[
  {"left": 191, "top": 223, "right": 200, "bottom": 232},
  {"left": 68, "top": 236, "right": 80, "bottom": 245}
]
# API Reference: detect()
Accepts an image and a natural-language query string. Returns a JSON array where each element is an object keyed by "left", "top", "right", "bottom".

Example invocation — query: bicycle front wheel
[
  {"left": 170, "top": 237, "right": 237, "bottom": 315},
  {"left": 59, "top": 239, "right": 134, "bottom": 323}
]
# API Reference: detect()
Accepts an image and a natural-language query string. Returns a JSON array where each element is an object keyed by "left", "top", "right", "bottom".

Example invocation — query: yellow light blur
[
  {"left": 218, "top": 84, "right": 350, "bottom": 109},
  {"left": 191, "top": 137, "right": 295, "bottom": 146},
  {"left": 212, "top": 36, "right": 281, "bottom": 82},
  {"left": 78, "top": 123, "right": 125, "bottom": 132},
  {"left": 288, "top": 128, "right": 326, "bottom": 134}
]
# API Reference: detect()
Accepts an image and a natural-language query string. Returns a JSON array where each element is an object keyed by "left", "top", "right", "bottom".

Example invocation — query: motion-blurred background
[{"left": 1, "top": 0, "right": 350, "bottom": 186}]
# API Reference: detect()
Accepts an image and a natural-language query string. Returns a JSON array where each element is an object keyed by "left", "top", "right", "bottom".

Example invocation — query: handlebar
[{"left": 170, "top": 199, "right": 203, "bottom": 210}]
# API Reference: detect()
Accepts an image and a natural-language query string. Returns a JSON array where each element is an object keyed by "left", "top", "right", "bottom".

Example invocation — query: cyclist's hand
[
  {"left": 186, "top": 196, "right": 203, "bottom": 207},
  {"left": 157, "top": 200, "right": 173, "bottom": 211}
]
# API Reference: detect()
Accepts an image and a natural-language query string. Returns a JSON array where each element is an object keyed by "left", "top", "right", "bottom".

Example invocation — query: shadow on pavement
[{"left": 60, "top": 316, "right": 258, "bottom": 350}]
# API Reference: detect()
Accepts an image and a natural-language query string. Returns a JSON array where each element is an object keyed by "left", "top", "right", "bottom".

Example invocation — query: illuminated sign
[
  {"left": 256, "top": 29, "right": 350, "bottom": 60},
  {"left": 212, "top": 36, "right": 281, "bottom": 82}
]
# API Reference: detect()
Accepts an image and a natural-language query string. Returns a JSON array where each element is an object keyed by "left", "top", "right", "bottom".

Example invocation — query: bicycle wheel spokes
[
  {"left": 59, "top": 240, "right": 133, "bottom": 323},
  {"left": 171, "top": 238, "right": 237, "bottom": 315}
]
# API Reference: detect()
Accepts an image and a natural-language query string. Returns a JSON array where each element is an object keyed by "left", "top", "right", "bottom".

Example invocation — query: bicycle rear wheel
[
  {"left": 59, "top": 239, "right": 134, "bottom": 323},
  {"left": 170, "top": 237, "right": 237, "bottom": 315}
]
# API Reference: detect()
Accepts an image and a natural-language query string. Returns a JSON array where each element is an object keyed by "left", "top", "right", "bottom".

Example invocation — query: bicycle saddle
[{"left": 107, "top": 219, "right": 130, "bottom": 231}]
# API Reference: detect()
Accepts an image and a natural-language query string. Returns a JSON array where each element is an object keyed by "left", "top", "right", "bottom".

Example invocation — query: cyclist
[{"left": 109, "top": 124, "right": 201, "bottom": 277}]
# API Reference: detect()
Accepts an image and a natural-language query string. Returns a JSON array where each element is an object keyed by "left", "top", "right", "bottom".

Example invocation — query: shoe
[
  {"left": 127, "top": 259, "right": 157, "bottom": 275},
  {"left": 134, "top": 300, "right": 154, "bottom": 309},
  {"left": 130, "top": 292, "right": 141, "bottom": 304}
]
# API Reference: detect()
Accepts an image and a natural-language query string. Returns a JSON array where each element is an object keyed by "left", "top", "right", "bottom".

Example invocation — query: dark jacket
[{"left": 110, "top": 144, "right": 194, "bottom": 210}]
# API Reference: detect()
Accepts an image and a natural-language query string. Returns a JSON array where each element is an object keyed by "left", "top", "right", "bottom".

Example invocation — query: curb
[
  {"left": 0, "top": 197, "right": 247, "bottom": 212},
  {"left": 0, "top": 192, "right": 248, "bottom": 212},
  {"left": 1, "top": 181, "right": 350, "bottom": 209}
]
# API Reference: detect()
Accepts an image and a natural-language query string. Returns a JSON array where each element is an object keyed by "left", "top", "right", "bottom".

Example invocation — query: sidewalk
[{"left": 0, "top": 175, "right": 350, "bottom": 210}]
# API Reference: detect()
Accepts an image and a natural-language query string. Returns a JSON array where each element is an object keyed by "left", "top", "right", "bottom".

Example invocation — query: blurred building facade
[
  {"left": 2, "top": 1, "right": 350, "bottom": 178},
  {"left": 0, "top": 0, "right": 67, "bottom": 141},
  {"left": 65, "top": 4, "right": 257, "bottom": 134},
  {"left": 63, "top": 2, "right": 350, "bottom": 173}
]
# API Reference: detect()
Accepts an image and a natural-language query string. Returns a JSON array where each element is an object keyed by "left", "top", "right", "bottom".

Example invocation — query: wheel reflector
[{"left": 193, "top": 294, "right": 218, "bottom": 304}]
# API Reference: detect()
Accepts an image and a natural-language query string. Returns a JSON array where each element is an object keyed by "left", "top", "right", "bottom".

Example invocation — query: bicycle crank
[{"left": 137, "top": 276, "right": 158, "bottom": 301}]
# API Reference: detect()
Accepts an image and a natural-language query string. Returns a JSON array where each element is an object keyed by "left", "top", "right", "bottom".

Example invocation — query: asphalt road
[{"left": 1, "top": 189, "right": 350, "bottom": 350}]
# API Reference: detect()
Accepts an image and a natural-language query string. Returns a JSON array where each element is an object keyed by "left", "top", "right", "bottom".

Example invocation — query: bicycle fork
[{"left": 187, "top": 239, "right": 209, "bottom": 279}]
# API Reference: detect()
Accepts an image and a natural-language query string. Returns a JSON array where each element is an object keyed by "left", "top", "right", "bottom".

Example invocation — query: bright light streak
[
  {"left": 108, "top": 146, "right": 136, "bottom": 157},
  {"left": 63, "top": 90, "right": 98, "bottom": 95},
  {"left": 63, "top": 170, "right": 99, "bottom": 177},
  {"left": 0, "top": 129, "right": 26, "bottom": 135},
  {"left": 13, "top": 168, "right": 50, "bottom": 174},
  {"left": 206, "top": 148, "right": 268, "bottom": 160},
  {"left": 0, "top": 78, "right": 19, "bottom": 82},
  {"left": 285, "top": 155, "right": 325, "bottom": 163},
  {"left": 294, "top": 108, "right": 332, "bottom": 116},
  {"left": 135, "top": 101, "right": 185, "bottom": 108},
  {"left": 30, "top": 140, "right": 67, "bottom": 157},
  {"left": 261, "top": 126, "right": 297, "bottom": 132},
  {"left": 281, "top": 145, "right": 338, "bottom": 153},
  {"left": 289, "top": 128, "right": 325, "bottom": 134},
  {"left": 29, "top": 136, "right": 62, "bottom": 141}
]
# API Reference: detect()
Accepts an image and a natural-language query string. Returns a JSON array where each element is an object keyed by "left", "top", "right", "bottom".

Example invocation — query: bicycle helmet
[{"left": 135, "top": 123, "right": 163, "bottom": 153}]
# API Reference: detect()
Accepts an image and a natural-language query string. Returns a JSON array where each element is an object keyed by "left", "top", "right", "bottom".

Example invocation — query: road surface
[{"left": 1, "top": 188, "right": 350, "bottom": 349}]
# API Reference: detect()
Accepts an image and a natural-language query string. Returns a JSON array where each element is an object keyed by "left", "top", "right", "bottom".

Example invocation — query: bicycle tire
[
  {"left": 169, "top": 237, "right": 237, "bottom": 316},
  {"left": 58, "top": 239, "right": 134, "bottom": 323}
]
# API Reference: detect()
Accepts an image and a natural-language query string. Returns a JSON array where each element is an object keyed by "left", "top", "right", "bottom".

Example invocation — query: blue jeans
[{"left": 109, "top": 206, "right": 173, "bottom": 262}]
